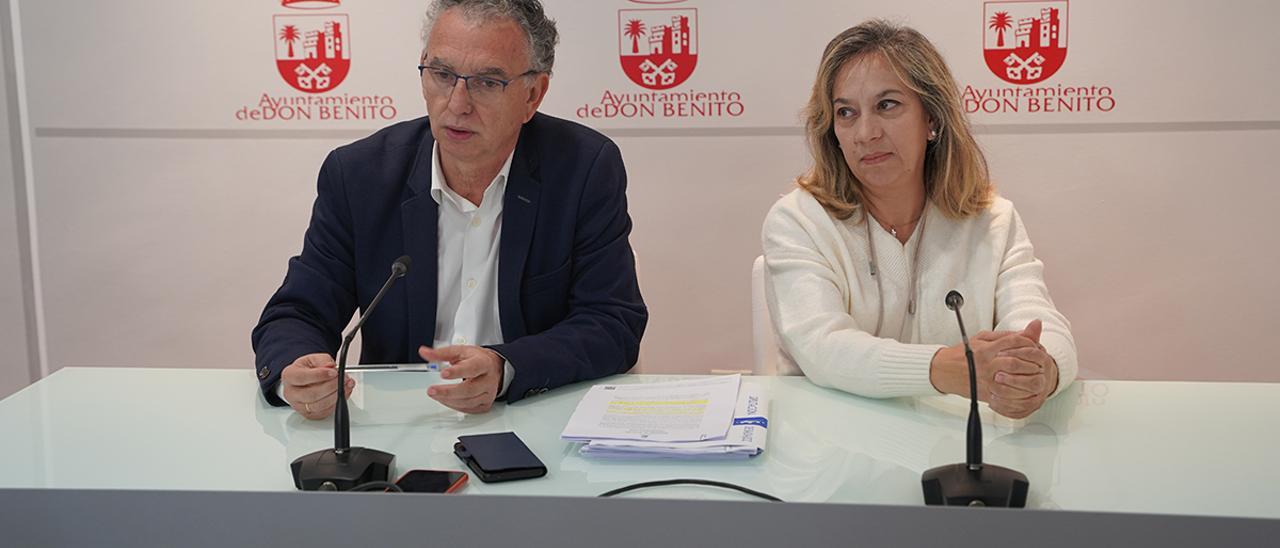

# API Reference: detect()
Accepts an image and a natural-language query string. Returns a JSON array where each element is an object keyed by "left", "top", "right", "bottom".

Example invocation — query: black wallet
[{"left": 453, "top": 432, "right": 548, "bottom": 483}]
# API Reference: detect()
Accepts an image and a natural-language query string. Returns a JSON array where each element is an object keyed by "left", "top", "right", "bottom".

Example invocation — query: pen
[
  {"left": 398, "top": 362, "right": 450, "bottom": 373},
  {"left": 346, "top": 362, "right": 450, "bottom": 372}
]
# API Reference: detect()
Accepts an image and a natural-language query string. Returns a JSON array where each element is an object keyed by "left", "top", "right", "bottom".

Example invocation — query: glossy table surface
[{"left": 1, "top": 368, "right": 1276, "bottom": 519}]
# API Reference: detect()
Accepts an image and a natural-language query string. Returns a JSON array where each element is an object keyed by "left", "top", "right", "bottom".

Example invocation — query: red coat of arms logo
[
  {"left": 618, "top": 8, "right": 698, "bottom": 91},
  {"left": 274, "top": 9, "right": 351, "bottom": 94},
  {"left": 983, "top": 1, "right": 1068, "bottom": 85}
]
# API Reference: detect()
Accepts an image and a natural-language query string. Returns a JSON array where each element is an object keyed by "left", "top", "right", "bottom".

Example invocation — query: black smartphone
[
  {"left": 393, "top": 469, "right": 469, "bottom": 493},
  {"left": 454, "top": 432, "right": 548, "bottom": 483}
]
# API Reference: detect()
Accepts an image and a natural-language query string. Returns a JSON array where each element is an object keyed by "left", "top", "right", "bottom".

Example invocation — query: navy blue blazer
[{"left": 251, "top": 113, "right": 647, "bottom": 405}]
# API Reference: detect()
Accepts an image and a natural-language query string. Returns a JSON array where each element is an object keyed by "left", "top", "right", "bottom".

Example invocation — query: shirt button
[
  {"left": 466, "top": 279, "right": 477, "bottom": 289},
  {"left": 453, "top": 335, "right": 467, "bottom": 345},
  {"left": 470, "top": 217, "right": 481, "bottom": 228}
]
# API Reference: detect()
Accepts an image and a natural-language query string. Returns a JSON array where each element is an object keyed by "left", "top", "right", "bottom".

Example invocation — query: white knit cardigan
[{"left": 762, "top": 189, "right": 1077, "bottom": 399}]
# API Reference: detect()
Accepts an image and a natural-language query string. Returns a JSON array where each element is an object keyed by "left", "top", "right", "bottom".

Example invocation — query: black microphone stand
[
  {"left": 290, "top": 257, "right": 410, "bottom": 491},
  {"left": 921, "top": 291, "right": 1029, "bottom": 507}
]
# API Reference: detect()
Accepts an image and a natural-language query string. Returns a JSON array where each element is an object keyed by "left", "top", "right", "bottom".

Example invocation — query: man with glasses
[{"left": 252, "top": 0, "right": 647, "bottom": 416}]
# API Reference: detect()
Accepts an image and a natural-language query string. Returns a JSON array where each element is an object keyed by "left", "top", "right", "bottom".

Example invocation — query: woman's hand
[{"left": 930, "top": 320, "right": 1058, "bottom": 418}]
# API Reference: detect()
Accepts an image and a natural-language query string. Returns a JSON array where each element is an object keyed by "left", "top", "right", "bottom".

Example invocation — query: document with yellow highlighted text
[
  {"left": 560, "top": 375, "right": 742, "bottom": 443},
  {"left": 579, "top": 383, "right": 770, "bottom": 459}
]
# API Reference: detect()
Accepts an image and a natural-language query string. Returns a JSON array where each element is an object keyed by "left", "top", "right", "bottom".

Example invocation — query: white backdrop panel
[
  {"left": 12, "top": 0, "right": 1280, "bottom": 383},
  {"left": 20, "top": 1, "right": 424, "bottom": 130},
  {"left": 28, "top": 126, "right": 1280, "bottom": 382},
  {"left": 619, "top": 134, "right": 810, "bottom": 374},
  {"left": 984, "top": 129, "right": 1280, "bottom": 382},
  {"left": 30, "top": 137, "right": 338, "bottom": 370},
  {"left": 14, "top": 1, "right": 1280, "bottom": 128}
]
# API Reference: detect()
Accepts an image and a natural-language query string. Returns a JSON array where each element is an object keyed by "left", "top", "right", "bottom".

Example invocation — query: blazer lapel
[
  {"left": 402, "top": 129, "right": 438, "bottom": 361},
  {"left": 498, "top": 135, "right": 541, "bottom": 341}
]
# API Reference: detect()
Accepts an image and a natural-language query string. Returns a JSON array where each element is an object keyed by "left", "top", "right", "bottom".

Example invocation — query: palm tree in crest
[
  {"left": 279, "top": 25, "right": 301, "bottom": 58},
  {"left": 624, "top": 19, "right": 646, "bottom": 54},
  {"left": 988, "top": 12, "right": 1012, "bottom": 48}
]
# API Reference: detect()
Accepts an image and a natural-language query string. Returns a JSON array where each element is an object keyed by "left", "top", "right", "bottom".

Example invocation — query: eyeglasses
[{"left": 417, "top": 65, "right": 540, "bottom": 102}]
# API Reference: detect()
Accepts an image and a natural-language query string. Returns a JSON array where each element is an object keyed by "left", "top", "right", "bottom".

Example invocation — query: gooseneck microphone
[
  {"left": 921, "top": 290, "right": 1029, "bottom": 507},
  {"left": 944, "top": 290, "right": 984, "bottom": 470},
  {"left": 290, "top": 255, "right": 411, "bottom": 491}
]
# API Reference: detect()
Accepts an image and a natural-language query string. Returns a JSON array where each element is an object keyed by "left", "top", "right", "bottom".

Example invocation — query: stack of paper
[{"left": 560, "top": 375, "right": 770, "bottom": 459}]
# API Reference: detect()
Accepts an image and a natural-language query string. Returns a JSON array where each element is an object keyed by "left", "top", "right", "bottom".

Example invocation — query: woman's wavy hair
[{"left": 798, "top": 19, "right": 992, "bottom": 220}]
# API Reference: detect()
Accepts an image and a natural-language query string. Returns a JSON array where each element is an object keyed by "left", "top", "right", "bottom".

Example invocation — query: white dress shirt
[{"left": 429, "top": 142, "right": 515, "bottom": 397}]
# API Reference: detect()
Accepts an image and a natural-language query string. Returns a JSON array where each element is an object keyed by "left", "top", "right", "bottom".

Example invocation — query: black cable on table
[
  {"left": 348, "top": 481, "right": 402, "bottom": 492},
  {"left": 598, "top": 479, "right": 782, "bottom": 502}
]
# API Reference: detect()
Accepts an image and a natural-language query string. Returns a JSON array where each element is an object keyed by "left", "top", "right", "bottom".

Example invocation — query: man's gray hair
[{"left": 420, "top": 0, "right": 559, "bottom": 74}]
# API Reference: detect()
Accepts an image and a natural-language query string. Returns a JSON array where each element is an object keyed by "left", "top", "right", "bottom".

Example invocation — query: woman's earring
[{"left": 928, "top": 128, "right": 938, "bottom": 141}]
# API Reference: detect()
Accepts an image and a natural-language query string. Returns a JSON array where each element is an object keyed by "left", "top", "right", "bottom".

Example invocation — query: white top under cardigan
[{"left": 761, "top": 188, "right": 1077, "bottom": 399}]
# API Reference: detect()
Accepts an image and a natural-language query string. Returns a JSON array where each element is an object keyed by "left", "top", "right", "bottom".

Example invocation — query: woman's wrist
[
  {"left": 929, "top": 344, "right": 963, "bottom": 395},
  {"left": 1043, "top": 357, "right": 1060, "bottom": 397}
]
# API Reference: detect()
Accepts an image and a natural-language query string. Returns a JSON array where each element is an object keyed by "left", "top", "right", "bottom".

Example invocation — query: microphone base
[
  {"left": 921, "top": 463, "right": 1029, "bottom": 507},
  {"left": 290, "top": 447, "right": 396, "bottom": 491}
]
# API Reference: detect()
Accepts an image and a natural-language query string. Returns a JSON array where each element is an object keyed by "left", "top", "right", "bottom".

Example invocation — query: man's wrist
[
  {"left": 275, "top": 379, "right": 290, "bottom": 405},
  {"left": 484, "top": 347, "right": 515, "bottom": 399}
]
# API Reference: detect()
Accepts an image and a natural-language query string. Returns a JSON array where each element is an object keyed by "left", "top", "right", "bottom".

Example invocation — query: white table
[{"left": 2, "top": 367, "right": 1277, "bottom": 520}]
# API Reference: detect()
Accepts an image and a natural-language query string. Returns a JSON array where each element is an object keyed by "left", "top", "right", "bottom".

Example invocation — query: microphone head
[
  {"left": 392, "top": 255, "right": 412, "bottom": 278},
  {"left": 945, "top": 290, "right": 964, "bottom": 311}
]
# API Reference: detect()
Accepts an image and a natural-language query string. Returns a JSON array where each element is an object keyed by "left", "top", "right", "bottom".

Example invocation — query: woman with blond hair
[{"left": 762, "top": 20, "right": 1076, "bottom": 418}]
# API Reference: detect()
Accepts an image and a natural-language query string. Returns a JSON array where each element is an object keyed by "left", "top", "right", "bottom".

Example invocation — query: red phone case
[{"left": 392, "top": 470, "right": 469, "bottom": 493}]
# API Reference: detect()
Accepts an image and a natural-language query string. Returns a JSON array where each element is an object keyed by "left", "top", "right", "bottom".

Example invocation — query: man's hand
[
  {"left": 930, "top": 320, "right": 1058, "bottom": 419},
  {"left": 280, "top": 353, "right": 356, "bottom": 420},
  {"left": 419, "top": 345, "right": 504, "bottom": 414}
]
